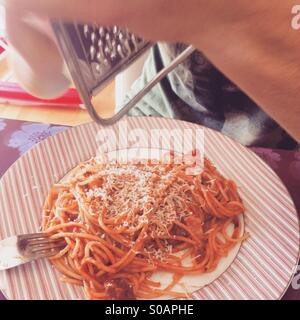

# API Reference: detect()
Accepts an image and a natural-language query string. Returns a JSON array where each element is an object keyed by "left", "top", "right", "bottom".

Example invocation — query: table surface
[
  {"left": 0, "top": 117, "right": 299, "bottom": 300},
  {"left": 0, "top": 82, "right": 115, "bottom": 126}
]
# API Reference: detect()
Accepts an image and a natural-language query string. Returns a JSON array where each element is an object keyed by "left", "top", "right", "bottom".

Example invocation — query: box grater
[{"left": 52, "top": 21, "right": 195, "bottom": 125}]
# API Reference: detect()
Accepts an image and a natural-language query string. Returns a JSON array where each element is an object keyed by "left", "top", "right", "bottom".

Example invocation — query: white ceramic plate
[{"left": 0, "top": 117, "right": 299, "bottom": 300}]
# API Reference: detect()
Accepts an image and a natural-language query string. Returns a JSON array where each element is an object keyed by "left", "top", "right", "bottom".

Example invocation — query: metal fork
[
  {"left": 18, "top": 233, "right": 66, "bottom": 259},
  {"left": 0, "top": 233, "right": 66, "bottom": 270}
]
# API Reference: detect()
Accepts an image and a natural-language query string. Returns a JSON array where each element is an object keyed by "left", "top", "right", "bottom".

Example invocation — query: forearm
[
  {"left": 4, "top": 0, "right": 300, "bottom": 143},
  {"left": 195, "top": 1, "right": 300, "bottom": 142}
]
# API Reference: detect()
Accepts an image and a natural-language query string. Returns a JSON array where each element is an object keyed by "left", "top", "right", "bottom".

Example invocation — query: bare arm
[
  {"left": 4, "top": 0, "right": 300, "bottom": 142},
  {"left": 194, "top": 1, "right": 300, "bottom": 143}
]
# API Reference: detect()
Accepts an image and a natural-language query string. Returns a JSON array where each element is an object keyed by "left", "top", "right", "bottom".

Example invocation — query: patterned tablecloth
[{"left": 0, "top": 118, "right": 299, "bottom": 300}]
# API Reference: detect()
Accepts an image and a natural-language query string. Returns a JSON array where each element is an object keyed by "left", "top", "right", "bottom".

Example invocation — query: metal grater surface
[
  {"left": 52, "top": 21, "right": 152, "bottom": 96},
  {"left": 52, "top": 20, "right": 195, "bottom": 125}
]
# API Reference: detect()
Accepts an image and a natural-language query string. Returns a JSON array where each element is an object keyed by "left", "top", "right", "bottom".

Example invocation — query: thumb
[{"left": 6, "top": 9, "right": 70, "bottom": 98}]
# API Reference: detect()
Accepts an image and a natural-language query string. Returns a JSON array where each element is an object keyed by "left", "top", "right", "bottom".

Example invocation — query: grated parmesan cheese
[{"left": 68, "top": 160, "right": 203, "bottom": 261}]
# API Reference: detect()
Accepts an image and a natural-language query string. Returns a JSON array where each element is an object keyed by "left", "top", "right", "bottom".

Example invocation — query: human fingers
[{"left": 6, "top": 9, "right": 70, "bottom": 98}]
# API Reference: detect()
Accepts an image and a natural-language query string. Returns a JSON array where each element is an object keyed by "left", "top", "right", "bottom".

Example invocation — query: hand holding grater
[{"left": 52, "top": 21, "right": 195, "bottom": 125}]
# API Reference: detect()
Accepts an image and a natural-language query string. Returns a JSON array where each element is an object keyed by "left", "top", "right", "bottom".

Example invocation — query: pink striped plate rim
[{"left": 0, "top": 116, "right": 299, "bottom": 300}]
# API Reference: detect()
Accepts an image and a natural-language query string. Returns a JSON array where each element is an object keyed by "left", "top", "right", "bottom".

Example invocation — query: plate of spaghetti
[
  {"left": 0, "top": 117, "right": 299, "bottom": 300},
  {"left": 42, "top": 149, "right": 247, "bottom": 300}
]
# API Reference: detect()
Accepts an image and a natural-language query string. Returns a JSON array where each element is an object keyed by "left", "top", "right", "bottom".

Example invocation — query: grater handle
[{"left": 85, "top": 45, "right": 196, "bottom": 125}]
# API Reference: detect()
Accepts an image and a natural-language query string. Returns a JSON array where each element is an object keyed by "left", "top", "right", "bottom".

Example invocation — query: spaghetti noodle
[{"left": 42, "top": 155, "right": 248, "bottom": 300}]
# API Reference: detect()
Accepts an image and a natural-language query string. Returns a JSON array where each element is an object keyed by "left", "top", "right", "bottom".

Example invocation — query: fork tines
[{"left": 17, "top": 233, "right": 66, "bottom": 259}]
